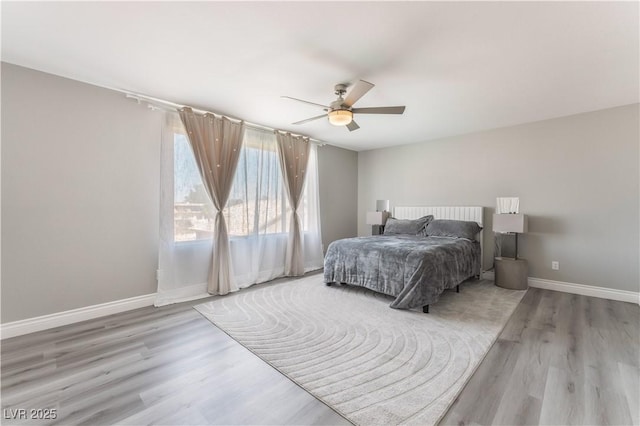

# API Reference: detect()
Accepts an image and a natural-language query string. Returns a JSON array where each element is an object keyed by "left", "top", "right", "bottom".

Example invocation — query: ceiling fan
[{"left": 282, "top": 80, "right": 406, "bottom": 132}]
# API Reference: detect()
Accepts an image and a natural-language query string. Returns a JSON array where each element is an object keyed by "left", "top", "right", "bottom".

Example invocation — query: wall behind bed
[
  {"left": 317, "top": 144, "right": 358, "bottom": 253},
  {"left": 358, "top": 104, "right": 639, "bottom": 294}
]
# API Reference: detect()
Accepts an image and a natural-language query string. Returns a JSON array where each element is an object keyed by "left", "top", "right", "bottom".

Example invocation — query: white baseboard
[
  {"left": 154, "top": 282, "right": 209, "bottom": 307},
  {"left": 527, "top": 277, "right": 639, "bottom": 305},
  {"left": 0, "top": 293, "right": 157, "bottom": 340},
  {"left": 482, "top": 271, "right": 639, "bottom": 305}
]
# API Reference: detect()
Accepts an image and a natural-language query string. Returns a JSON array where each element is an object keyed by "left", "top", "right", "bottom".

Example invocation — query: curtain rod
[{"left": 125, "top": 93, "right": 326, "bottom": 146}]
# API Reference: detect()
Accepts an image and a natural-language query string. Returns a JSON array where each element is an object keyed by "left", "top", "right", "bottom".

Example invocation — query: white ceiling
[{"left": 2, "top": 1, "right": 638, "bottom": 151}]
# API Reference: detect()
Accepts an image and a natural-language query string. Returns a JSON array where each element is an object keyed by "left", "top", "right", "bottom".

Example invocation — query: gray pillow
[
  {"left": 384, "top": 215, "right": 434, "bottom": 236},
  {"left": 424, "top": 219, "right": 482, "bottom": 239}
]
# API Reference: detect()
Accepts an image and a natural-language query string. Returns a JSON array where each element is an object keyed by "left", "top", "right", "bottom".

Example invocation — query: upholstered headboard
[{"left": 394, "top": 206, "right": 484, "bottom": 271}]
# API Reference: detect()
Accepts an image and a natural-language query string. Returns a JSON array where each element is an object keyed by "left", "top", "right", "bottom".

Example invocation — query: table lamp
[
  {"left": 492, "top": 213, "right": 528, "bottom": 259},
  {"left": 366, "top": 199, "right": 390, "bottom": 235}
]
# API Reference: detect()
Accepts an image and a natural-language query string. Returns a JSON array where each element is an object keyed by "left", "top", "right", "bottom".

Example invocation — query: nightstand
[
  {"left": 371, "top": 225, "right": 384, "bottom": 235},
  {"left": 494, "top": 257, "right": 528, "bottom": 290}
]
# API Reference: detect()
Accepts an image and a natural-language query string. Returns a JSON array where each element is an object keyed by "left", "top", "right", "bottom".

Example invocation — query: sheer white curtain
[
  {"left": 228, "top": 127, "right": 289, "bottom": 285},
  {"left": 156, "top": 113, "right": 323, "bottom": 306},
  {"left": 157, "top": 112, "right": 212, "bottom": 305},
  {"left": 300, "top": 143, "right": 324, "bottom": 272}
]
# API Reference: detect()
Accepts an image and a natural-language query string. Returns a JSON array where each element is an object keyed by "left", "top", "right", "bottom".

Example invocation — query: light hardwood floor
[
  {"left": 441, "top": 287, "right": 639, "bottom": 426},
  {"left": 1, "top": 283, "right": 638, "bottom": 425}
]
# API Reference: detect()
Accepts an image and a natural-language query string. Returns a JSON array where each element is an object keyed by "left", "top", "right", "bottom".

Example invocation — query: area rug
[{"left": 195, "top": 275, "right": 525, "bottom": 425}]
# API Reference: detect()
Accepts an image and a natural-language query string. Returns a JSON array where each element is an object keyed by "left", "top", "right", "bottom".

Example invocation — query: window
[
  {"left": 172, "top": 127, "right": 307, "bottom": 242},
  {"left": 225, "top": 133, "right": 288, "bottom": 237},
  {"left": 158, "top": 111, "right": 324, "bottom": 304},
  {"left": 173, "top": 133, "right": 215, "bottom": 241}
]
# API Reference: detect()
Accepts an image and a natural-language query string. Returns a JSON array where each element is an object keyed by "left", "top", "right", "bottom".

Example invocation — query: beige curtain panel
[
  {"left": 275, "top": 131, "right": 311, "bottom": 276},
  {"left": 178, "top": 107, "right": 245, "bottom": 295}
]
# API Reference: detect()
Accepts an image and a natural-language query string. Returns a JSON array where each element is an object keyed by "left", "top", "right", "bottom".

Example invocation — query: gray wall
[
  {"left": 1, "top": 63, "right": 162, "bottom": 322},
  {"left": 1, "top": 63, "right": 360, "bottom": 322},
  {"left": 317, "top": 144, "right": 358, "bottom": 252},
  {"left": 358, "top": 104, "right": 639, "bottom": 293}
]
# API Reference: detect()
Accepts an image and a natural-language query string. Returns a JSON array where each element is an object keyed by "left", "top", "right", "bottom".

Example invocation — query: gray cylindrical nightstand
[{"left": 494, "top": 257, "right": 528, "bottom": 290}]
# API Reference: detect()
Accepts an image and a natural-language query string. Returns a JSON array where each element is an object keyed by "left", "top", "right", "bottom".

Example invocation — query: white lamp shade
[
  {"left": 366, "top": 211, "right": 388, "bottom": 225},
  {"left": 493, "top": 213, "right": 528, "bottom": 233}
]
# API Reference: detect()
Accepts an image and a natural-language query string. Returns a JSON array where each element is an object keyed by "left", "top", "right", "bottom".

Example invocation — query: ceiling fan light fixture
[{"left": 328, "top": 109, "right": 353, "bottom": 126}]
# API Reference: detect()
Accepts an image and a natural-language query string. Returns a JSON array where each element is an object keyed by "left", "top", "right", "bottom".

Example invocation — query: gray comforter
[{"left": 323, "top": 235, "right": 481, "bottom": 310}]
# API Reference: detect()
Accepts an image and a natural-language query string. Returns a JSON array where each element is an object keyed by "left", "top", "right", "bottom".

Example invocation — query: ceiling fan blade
[
  {"left": 346, "top": 120, "right": 360, "bottom": 132},
  {"left": 292, "top": 114, "right": 327, "bottom": 125},
  {"left": 352, "top": 106, "right": 406, "bottom": 115},
  {"left": 281, "top": 96, "right": 329, "bottom": 109},
  {"left": 342, "top": 80, "right": 375, "bottom": 107}
]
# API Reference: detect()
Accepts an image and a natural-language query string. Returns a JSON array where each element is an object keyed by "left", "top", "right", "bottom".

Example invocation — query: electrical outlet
[{"left": 551, "top": 261, "right": 559, "bottom": 271}]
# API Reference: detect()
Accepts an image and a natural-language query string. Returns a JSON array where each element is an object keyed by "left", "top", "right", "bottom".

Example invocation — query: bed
[{"left": 323, "top": 206, "right": 484, "bottom": 312}]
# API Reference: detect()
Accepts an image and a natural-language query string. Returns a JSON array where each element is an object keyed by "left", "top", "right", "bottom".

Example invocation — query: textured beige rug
[{"left": 195, "top": 275, "right": 525, "bottom": 425}]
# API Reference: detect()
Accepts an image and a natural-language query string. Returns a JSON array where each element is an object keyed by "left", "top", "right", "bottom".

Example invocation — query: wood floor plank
[
  {"left": 538, "top": 365, "right": 584, "bottom": 425},
  {"left": 498, "top": 328, "right": 552, "bottom": 401},
  {"left": 583, "top": 383, "right": 633, "bottom": 426},
  {"left": 438, "top": 339, "right": 521, "bottom": 425},
  {"left": 492, "top": 394, "right": 542, "bottom": 426},
  {"left": 618, "top": 362, "right": 640, "bottom": 426},
  {"left": 2, "top": 351, "right": 146, "bottom": 407},
  {"left": 441, "top": 287, "right": 639, "bottom": 426}
]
